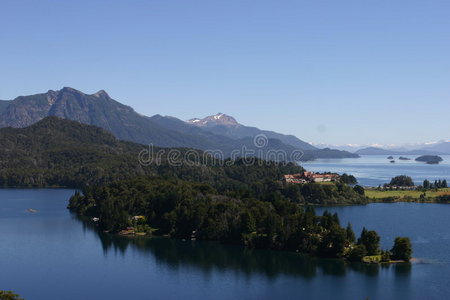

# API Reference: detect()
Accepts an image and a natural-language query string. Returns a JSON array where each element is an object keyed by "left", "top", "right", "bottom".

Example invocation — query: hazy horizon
[{"left": 1, "top": 0, "right": 449, "bottom": 145}]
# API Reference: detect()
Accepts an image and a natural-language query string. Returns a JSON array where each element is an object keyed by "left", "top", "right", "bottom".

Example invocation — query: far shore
[{"left": 365, "top": 187, "right": 450, "bottom": 204}]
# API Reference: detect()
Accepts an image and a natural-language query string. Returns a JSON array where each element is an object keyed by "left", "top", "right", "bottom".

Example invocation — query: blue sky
[{"left": 1, "top": 0, "right": 449, "bottom": 145}]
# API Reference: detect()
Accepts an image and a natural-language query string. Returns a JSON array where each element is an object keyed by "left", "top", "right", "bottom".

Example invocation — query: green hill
[{"left": 0, "top": 117, "right": 366, "bottom": 206}]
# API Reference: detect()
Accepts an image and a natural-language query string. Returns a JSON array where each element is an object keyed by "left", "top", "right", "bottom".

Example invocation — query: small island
[
  {"left": 415, "top": 155, "right": 443, "bottom": 164},
  {"left": 399, "top": 156, "right": 411, "bottom": 160},
  {"left": 387, "top": 156, "right": 394, "bottom": 159}
]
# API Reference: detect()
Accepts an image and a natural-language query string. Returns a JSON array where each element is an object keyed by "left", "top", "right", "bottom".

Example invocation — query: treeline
[
  {"left": 340, "top": 173, "right": 358, "bottom": 184},
  {"left": 423, "top": 179, "right": 448, "bottom": 189},
  {"left": 388, "top": 175, "right": 415, "bottom": 187},
  {"left": 385, "top": 176, "right": 448, "bottom": 190}
]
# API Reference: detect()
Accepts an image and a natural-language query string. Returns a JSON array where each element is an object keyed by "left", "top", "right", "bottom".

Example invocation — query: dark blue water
[
  {"left": 1, "top": 189, "right": 450, "bottom": 300},
  {"left": 302, "top": 155, "right": 450, "bottom": 187}
]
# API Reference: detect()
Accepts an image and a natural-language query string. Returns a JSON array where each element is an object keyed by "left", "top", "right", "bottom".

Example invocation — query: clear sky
[{"left": 1, "top": 0, "right": 449, "bottom": 145}]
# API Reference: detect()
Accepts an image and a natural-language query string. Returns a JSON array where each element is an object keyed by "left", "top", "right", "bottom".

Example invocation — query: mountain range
[
  {"left": 0, "top": 87, "right": 357, "bottom": 161},
  {"left": 419, "top": 141, "right": 450, "bottom": 154},
  {"left": 355, "top": 146, "right": 450, "bottom": 156},
  {"left": 187, "top": 113, "right": 316, "bottom": 150},
  {"left": 315, "top": 141, "right": 450, "bottom": 155}
]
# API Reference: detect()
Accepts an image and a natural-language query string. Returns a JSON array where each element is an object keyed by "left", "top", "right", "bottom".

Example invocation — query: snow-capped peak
[
  {"left": 187, "top": 118, "right": 201, "bottom": 123},
  {"left": 186, "top": 113, "right": 240, "bottom": 127},
  {"left": 213, "top": 113, "right": 226, "bottom": 120}
]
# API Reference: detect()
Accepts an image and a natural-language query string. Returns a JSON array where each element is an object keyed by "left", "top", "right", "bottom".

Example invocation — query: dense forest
[
  {"left": 0, "top": 117, "right": 366, "bottom": 205},
  {"left": 68, "top": 176, "right": 408, "bottom": 261},
  {"left": 340, "top": 173, "right": 358, "bottom": 184}
]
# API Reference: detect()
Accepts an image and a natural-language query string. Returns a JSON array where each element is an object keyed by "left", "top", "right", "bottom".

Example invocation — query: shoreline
[
  {"left": 368, "top": 197, "right": 449, "bottom": 204},
  {"left": 99, "top": 222, "right": 413, "bottom": 266}
]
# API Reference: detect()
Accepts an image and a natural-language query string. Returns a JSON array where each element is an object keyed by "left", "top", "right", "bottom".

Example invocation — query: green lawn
[
  {"left": 314, "top": 181, "right": 335, "bottom": 185},
  {"left": 362, "top": 255, "right": 409, "bottom": 264},
  {"left": 365, "top": 188, "right": 450, "bottom": 200},
  {"left": 362, "top": 255, "right": 382, "bottom": 263}
]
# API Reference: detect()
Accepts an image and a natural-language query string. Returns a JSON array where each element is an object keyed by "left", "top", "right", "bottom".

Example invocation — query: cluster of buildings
[{"left": 283, "top": 171, "right": 340, "bottom": 184}]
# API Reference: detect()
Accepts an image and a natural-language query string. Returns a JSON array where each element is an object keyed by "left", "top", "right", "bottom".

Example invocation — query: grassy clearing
[
  {"left": 362, "top": 255, "right": 408, "bottom": 264},
  {"left": 362, "top": 255, "right": 382, "bottom": 263},
  {"left": 314, "top": 181, "right": 335, "bottom": 185},
  {"left": 365, "top": 188, "right": 450, "bottom": 200}
]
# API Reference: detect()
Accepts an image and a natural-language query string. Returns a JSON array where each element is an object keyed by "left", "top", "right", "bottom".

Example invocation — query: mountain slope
[
  {"left": 0, "top": 116, "right": 152, "bottom": 187},
  {"left": 0, "top": 117, "right": 312, "bottom": 195},
  {"left": 187, "top": 113, "right": 317, "bottom": 150},
  {"left": 150, "top": 114, "right": 314, "bottom": 160},
  {"left": 0, "top": 88, "right": 263, "bottom": 151},
  {"left": 0, "top": 100, "right": 9, "bottom": 114},
  {"left": 152, "top": 114, "right": 359, "bottom": 160},
  {"left": 0, "top": 87, "right": 202, "bottom": 148}
]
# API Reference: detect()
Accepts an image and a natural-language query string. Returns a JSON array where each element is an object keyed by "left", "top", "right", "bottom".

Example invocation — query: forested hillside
[{"left": 0, "top": 117, "right": 366, "bottom": 206}]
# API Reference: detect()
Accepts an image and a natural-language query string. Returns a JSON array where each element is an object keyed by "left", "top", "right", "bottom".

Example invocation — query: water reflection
[{"left": 76, "top": 215, "right": 411, "bottom": 280}]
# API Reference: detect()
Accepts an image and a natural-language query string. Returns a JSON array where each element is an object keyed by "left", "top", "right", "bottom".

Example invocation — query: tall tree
[
  {"left": 391, "top": 237, "right": 412, "bottom": 261},
  {"left": 359, "top": 229, "right": 380, "bottom": 256},
  {"left": 346, "top": 223, "right": 356, "bottom": 243}
]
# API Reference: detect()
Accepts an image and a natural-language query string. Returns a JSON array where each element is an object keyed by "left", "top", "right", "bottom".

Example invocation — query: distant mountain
[
  {"left": 148, "top": 114, "right": 243, "bottom": 151},
  {"left": 354, "top": 147, "right": 395, "bottom": 155},
  {"left": 187, "top": 113, "right": 317, "bottom": 151},
  {"left": 419, "top": 141, "right": 450, "bottom": 154},
  {"left": 319, "top": 140, "right": 450, "bottom": 155},
  {"left": 355, "top": 147, "right": 447, "bottom": 156},
  {"left": 187, "top": 113, "right": 240, "bottom": 127},
  {"left": 150, "top": 114, "right": 332, "bottom": 160},
  {"left": 312, "top": 143, "right": 364, "bottom": 152},
  {"left": 0, "top": 88, "right": 356, "bottom": 161}
]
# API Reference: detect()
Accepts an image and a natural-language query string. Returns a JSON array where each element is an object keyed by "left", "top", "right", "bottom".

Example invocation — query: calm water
[
  {"left": 1, "top": 189, "right": 450, "bottom": 300},
  {"left": 302, "top": 155, "right": 450, "bottom": 187}
]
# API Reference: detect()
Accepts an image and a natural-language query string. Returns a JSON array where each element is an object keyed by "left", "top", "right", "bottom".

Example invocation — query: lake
[
  {"left": 1, "top": 189, "right": 450, "bottom": 299},
  {"left": 302, "top": 155, "right": 450, "bottom": 187}
]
